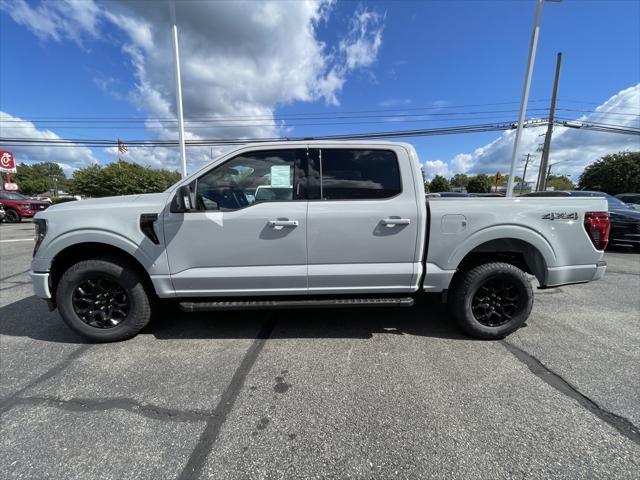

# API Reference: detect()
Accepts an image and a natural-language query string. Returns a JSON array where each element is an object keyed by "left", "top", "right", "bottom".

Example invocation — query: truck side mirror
[{"left": 171, "top": 185, "right": 194, "bottom": 213}]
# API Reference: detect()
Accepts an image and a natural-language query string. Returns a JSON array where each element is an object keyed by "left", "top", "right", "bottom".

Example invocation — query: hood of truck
[{"left": 42, "top": 192, "right": 170, "bottom": 213}]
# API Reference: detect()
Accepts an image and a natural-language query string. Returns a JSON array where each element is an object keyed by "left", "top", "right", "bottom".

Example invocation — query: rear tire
[
  {"left": 448, "top": 262, "right": 533, "bottom": 339},
  {"left": 56, "top": 257, "right": 152, "bottom": 342}
]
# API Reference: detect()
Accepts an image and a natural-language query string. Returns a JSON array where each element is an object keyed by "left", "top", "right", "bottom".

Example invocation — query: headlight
[{"left": 33, "top": 218, "right": 47, "bottom": 256}]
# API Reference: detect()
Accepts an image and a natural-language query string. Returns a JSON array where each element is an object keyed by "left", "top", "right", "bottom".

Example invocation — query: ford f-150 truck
[{"left": 30, "top": 141, "right": 610, "bottom": 342}]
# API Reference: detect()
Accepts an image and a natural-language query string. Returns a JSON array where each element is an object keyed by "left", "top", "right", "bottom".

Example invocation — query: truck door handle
[
  {"left": 268, "top": 220, "right": 299, "bottom": 230},
  {"left": 382, "top": 218, "right": 411, "bottom": 227}
]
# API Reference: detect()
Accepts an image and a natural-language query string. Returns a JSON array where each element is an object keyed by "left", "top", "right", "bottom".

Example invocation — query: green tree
[
  {"left": 467, "top": 174, "right": 492, "bottom": 193},
  {"left": 546, "top": 174, "right": 574, "bottom": 191},
  {"left": 450, "top": 173, "right": 469, "bottom": 189},
  {"left": 578, "top": 151, "right": 640, "bottom": 195},
  {"left": 428, "top": 175, "right": 451, "bottom": 193},
  {"left": 70, "top": 162, "right": 181, "bottom": 197},
  {"left": 12, "top": 162, "right": 67, "bottom": 195}
]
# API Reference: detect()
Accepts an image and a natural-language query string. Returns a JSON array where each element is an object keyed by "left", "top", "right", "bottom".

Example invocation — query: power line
[
  {"left": 0, "top": 115, "right": 532, "bottom": 130},
  {"left": 0, "top": 100, "right": 554, "bottom": 122},
  {"left": 3, "top": 118, "right": 637, "bottom": 150},
  {"left": 555, "top": 108, "right": 640, "bottom": 117},
  {"left": 0, "top": 109, "right": 552, "bottom": 125},
  {"left": 0, "top": 121, "right": 526, "bottom": 147}
]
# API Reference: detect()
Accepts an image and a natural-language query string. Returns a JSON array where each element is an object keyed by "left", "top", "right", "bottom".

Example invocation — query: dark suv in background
[
  {"left": 0, "top": 191, "right": 50, "bottom": 223},
  {"left": 524, "top": 190, "right": 640, "bottom": 249}
]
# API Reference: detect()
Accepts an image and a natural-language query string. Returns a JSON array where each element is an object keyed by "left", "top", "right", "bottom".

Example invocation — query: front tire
[
  {"left": 5, "top": 209, "right": 21, "bottom": 223},
  {"left": 449, "top": 262, "right": 533, "bottom": 339},
  {"left": 56, "top": 257, "right": 152, "bottom": 342}
]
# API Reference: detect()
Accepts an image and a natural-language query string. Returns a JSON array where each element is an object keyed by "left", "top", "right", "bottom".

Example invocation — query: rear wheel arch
[{"left": 451, "top": 238, "right": 547, "bottom": 286}]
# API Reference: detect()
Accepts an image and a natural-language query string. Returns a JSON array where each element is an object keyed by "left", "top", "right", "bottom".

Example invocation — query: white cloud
[
  {"left": 378, "top": 98, "right": 412, "bottom": 107},
  {"left": 422, "top": 159, "right": 450, "bottom": 180},
  {"left": 451, "top": 153, "right": 473, "bottom": 173},
  {"left": 446, "top": 84, "right": 640, "bottom": 178},
  {"left": 3, "top": 0, "right": 385, "bottom": 171},
  {"left": 339, "top": 6, "right": 384, "bottom": 70},
  {"left": 1, "top": 0, "right": 101, "bottom": 45},
  {"left": 0, "top": 111, "right": 98, "bottom": 174},
  {"left": 93, "top": 74, "right": 123, "bottom": 100}
]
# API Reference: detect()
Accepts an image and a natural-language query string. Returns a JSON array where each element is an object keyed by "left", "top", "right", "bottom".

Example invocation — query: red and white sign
[
  {"left": 3, "top": 182, "right": 18, "bottom": 191},
  {"left": 0, "top": 151, "right": 16, "bottom": 173}
]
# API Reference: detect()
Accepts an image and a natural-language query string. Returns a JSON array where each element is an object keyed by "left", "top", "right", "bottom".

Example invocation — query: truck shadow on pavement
[{"left": 0, "top": 295, "right": 472, "bottom": 344}]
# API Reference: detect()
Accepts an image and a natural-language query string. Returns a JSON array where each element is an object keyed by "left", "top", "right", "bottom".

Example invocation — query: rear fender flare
[{"left": 445, "top": 225, "right": 557, "bottom": 272}]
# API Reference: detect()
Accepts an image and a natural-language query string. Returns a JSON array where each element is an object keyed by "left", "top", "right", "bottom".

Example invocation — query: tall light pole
[
  {"left": 170, "top": 1, "right": 187, "bottom": 178},
  {"left": 506, "top": 0, "right": 561, "bottom": 197}
]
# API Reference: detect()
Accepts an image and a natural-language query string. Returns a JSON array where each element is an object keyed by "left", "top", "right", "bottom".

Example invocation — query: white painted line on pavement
[{"left": 0, "top": 238, "right": 34, "bottom": 243}]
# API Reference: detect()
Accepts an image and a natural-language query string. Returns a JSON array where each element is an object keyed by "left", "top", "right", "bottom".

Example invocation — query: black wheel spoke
[
  {"left": 72, "top": 276, "right": 129, "bottom": 329},
  {"left": 471, "top": 276, "right": 522, "bottom": 327}
]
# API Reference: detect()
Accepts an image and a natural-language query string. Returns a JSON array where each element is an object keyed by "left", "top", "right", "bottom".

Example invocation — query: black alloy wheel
[
  {"left": 471, "top": 277, "right": 521, "bottom": 327},
  {"left": 71, "top": 277, "right": 130, "bottom": 328},
  {"left": 448, "top": 262, "right": 534, "bottom": 339}
]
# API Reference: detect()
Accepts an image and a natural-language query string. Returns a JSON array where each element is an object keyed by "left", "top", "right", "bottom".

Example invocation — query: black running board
[{"left": 179, "top": 297, "right": 414, "bottom": 312}]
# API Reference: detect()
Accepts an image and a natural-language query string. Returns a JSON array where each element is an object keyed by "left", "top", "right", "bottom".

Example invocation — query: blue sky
[{"left": 1, "top": 0, "right": 638, "bottom": 179}]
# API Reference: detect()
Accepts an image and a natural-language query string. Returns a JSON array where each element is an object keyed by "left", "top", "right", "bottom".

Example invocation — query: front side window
[
  {"left": 315, "top": 149, "right": 401, "bottom": 200},
  {"left": 195, "top": 149, "right": 299, "bottom": 211}
]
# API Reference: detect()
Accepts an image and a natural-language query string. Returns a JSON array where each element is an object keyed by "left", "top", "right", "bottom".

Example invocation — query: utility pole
[
  {"left": 49, "top": 175, "right": 59, "bottom": 197},
  {"left": 536, "top": 160, "right": 545, "bottom": 191},
  {"left": 537, "top": 51, "right": 563, "bottom": 191},
  {"left": 545, "top": 163, "right": 554, "bottom": 188},
  {"left": 170, "top": 1, "right": 187, "bottom": 178},
  {"left": 520, "top": 153, "right": 533, "bottom": 194}
]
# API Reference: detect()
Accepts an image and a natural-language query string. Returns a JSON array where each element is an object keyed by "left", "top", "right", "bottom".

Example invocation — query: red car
[{"left": 0, "top": 191, "right": 50, "bottom": 223}]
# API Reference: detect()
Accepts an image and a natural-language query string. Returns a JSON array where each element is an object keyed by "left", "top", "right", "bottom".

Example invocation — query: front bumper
[
  {"left": 19, "top": 209, "right": 36, "bottom": 218},
  {"left": 30, "top": 271, "right": 51, "bottom": 299},
  {"left": 544, "top": 260, "right": 607, "bottom": 288}
]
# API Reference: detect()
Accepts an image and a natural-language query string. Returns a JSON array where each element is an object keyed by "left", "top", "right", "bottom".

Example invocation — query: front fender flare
[{"left": 32, "top": 229, "right": 156, "bottom": 273}]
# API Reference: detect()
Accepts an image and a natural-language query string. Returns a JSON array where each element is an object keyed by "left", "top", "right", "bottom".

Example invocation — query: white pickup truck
[{"left": 30, "top": 141, "right": 610, "bottom": 342}]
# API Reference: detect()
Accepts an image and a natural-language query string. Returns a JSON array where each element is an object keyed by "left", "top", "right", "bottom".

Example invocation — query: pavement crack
[
  {"left": 0, "top": 344, "right": 92, "bottom": 414},
  {"left": 0, "top": 281, "right": 33, "bottom": 291},
  {"left": 501, "top": 340, "right": 640, "bottom": 445},
  {"left": 6, "top": 396, "right": 211, "bottom": 422},
  {"left": 177, "top": 318, "right": 277, "bottom": 480},
  {"left": 0, "top": 269, "right": 30, "bottom": 283}
]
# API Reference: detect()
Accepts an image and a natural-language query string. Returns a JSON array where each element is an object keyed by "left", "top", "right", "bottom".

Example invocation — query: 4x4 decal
[{"left": 542, "top": 212, "right": 578, "bottom": 220}]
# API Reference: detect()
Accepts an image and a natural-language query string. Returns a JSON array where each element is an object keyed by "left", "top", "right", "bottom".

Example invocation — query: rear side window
[{"left": 317, "top": 149, "right": 401, "bottom": 200}]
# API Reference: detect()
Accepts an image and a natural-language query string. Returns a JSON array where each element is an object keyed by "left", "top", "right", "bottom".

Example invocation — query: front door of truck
[
  {"left": 306, "top": 147, "right": 420, "bottom": 293},
  {"left": 163, "top": 148, "right": 309, "bottom": 296}
]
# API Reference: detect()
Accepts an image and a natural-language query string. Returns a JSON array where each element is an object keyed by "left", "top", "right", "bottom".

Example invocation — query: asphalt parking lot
[{"left": 1, "top": 221, "right": 639, "bottom": 479}]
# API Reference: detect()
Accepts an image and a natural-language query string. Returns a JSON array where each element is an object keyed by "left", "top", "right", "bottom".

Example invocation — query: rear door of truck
[{"left": 305, "top": 145, "right": 421, "bottom": 293}]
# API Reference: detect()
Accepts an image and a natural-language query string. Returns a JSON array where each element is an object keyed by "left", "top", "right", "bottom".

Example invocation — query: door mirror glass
[{"left": 171, "top": 185, "right": 194, "bottom": 212}]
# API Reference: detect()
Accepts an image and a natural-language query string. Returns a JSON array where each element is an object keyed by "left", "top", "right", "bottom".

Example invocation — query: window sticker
[{"left": 270, "top": 165, "right": 292, "bottom": 187}]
